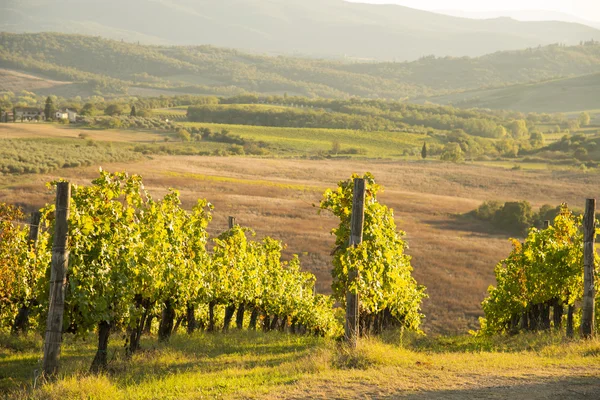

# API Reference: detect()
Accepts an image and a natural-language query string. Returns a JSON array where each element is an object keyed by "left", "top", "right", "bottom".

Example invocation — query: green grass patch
[
  {"left": 181, "top": 122, "right": 433, "bottom": 158},
  {"left": 164, "top": 171, "right": 323, "bottom": 192},
  {"left": 2, "top": 331, "right": 599, "bottom": 399}
]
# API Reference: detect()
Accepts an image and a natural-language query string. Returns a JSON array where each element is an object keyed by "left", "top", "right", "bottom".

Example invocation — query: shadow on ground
[
  {"left": 423, "top": 213, "right": 521, "bottom": 239},
  {"left": 398, "top": 376, "right": 600, "bottom": 400}
]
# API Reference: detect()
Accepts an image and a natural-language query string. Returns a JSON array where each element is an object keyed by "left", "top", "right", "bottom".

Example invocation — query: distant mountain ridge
[
  {"left": 436, "top": 9, "right": 600, "bottom": 30},
  {"left": 1, "top": 0, "right": 599, "bottom": 61}
]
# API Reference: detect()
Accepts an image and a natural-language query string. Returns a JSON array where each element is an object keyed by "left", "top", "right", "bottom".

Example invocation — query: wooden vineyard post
[
  {"left": 582, "top": 198, "right": 596, "bottom": 338},
  {"left": 544, "top": 220, "right": 550, "bottom": 229},
  {"left": 228, "top": 216, "right": 236, "bottom": 229},
  {"left": 29, "top": 212, "right": 41, "bottom": 247},
  {"left": 42, "top": 182, "right": 71, "bottom": 377},
  {"left": 345, "top": 178, "right": 366, "bottom": 348}
]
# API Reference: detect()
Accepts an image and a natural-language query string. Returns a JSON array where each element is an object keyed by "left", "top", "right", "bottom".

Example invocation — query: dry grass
[
  {"left": 2, "top": 154, "right": 599, "bottom": 334},
  {"left": 0, "top": 69, "right": 70, "bottom": 92},
  {"left": 0, "top": 124, "right": 164, "bottom": 143}
]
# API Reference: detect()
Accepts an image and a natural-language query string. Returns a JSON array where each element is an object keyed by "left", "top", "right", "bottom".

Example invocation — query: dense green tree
[
  {"left": 421, "top": 142, "right": 427, "bottom": 159},
  {"left": 579, "top": 112, "right": 591, "bottom": 126},
  {"left": 80, "top": 103, "right": 96, "bottom": 116},
  {"left": 509, "top": 120, "right": 529, "bottom": 139},
  {"left": 44, "top": 97, "right": 55, "bottom": 120},
  {"left": 493, "top": 201, "right": 534, "bottom": 235},
  {"left": 440, "top": 143, "right": 464, "bottom": 163},
  {"left": 104, "top": 104, "right": 124, "bottom": 116},
  {"left": 529, "top": 131, "right": 545, "bottom": 148},
  {"left": 494, "top": 126, "right": 508, "bottom": 138},
  {"left": 130, "top": 105, "right": 137, "bottom": 117},
  {"left": 474, "top": 201, "right": 504, "bottom": 221},
  {"left": 496, "top": 138, "right": 519, "bottom": 158}
]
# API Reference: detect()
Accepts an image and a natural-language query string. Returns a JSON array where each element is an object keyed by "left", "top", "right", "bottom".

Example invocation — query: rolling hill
[
  {"left": 1, "top": 0, "right": 599, "bottom": 61},
  {"left": 424, "top": 73, "right": 600, "bottom": 113},
  {"left": 3, "top": 32, "right": 600, "bottom": 106},
  {"left": 0, "top": 69, "right": 71, "bottom": 93}
]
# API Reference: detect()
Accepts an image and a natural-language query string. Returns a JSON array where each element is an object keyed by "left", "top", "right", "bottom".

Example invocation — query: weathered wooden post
[
  {"left": 544, "top": 220, "right": 550, "bottom": 229},
  {"left": 29, "top": 211, "right": 41, "bottom": 247},
  {"left": 42, "top": 182, "right": 71, "bottom": 377},
  {"left": 346, "top": 178, "right": 366, "bottom": 348},
  {"left": 582, "top": 198, "right": 596, "bottom": 338},
  {"left": 223, "top": 216, "right": 238, "bottom": 332}
]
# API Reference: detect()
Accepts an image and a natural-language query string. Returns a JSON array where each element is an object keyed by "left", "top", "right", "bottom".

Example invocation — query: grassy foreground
[{"left": 2, "top": 331, "right": 599, "bottom": 399}]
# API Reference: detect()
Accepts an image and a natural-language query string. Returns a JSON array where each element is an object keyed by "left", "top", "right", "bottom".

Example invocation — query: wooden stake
[
  {"left": 42, "top": 182, "right": 71, "bottom": 376},
  {"left": 543, "top": 220, "right": 550, "bottom": 229},
  {"left": 582, "top": 198, "right": 596, "bottom": 339},
  {"left": 346, "top": 178, "right": 366, "bottom": 348},
  {"left": 29, "top": 212, "right": 41, "bottom": 247},
  {"left": 228, "top": 216, "right": 236, "bottom": 229}
]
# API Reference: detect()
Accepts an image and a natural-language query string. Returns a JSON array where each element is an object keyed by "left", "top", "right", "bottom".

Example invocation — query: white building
[
  {"left": 55, "top": 109, "right": 78, "bottom": 122},
  {"left": 66, "top": 109, "right": 78, "bottom": 122},
  {"left": 55, "top": 110, "right": 68, "bottom": 120}
]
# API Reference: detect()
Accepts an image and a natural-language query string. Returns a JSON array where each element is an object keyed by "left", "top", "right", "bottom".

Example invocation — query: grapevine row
[
  {"left": 1, "top": 171, "right": 426, "bottom": 372},
  {"left": 481, "top": 205, "right": 599, "bottom": 335}
]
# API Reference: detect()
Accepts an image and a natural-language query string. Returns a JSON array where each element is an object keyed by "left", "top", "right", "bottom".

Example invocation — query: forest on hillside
[{"left": 2, "top": 33, "right": 600, "bottom": 100}]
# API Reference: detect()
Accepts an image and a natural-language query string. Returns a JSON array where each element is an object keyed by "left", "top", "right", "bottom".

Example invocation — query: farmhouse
[
  {"left": 1, "top": 110, "right": 14, "bottom": 122},
  {"left": 55, "top": 109, "right": 78, "bottom": 122},
  {"left": 15, "top": 107, "right": 44, "bottom": 121},
  {"left": 55, "top": 110, "right": 68, "bottom": 120}
]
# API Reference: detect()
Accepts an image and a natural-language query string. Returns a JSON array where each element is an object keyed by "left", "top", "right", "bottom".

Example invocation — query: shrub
[
  {"left": 228, "top": 145, "right": 245, "bottom": 155},
  {"left": 492, "top": 201, "right": 534, "bottom": 234},
  {"left": 440, "top": 143, "right": 464, "bottom": 163},
  {"left": 474, "top": 201, "right": 503, "bottom": 221},
  {"left": 176, "top": 129, "right": 191, "bottom": 142}
]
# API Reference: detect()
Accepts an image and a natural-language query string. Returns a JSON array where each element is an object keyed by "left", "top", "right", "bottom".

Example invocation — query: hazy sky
[{"left": 350, "top": 0, "right": 600, "bottom": 21}]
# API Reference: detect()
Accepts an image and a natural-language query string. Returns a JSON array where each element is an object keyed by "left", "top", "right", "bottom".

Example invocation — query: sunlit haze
[{"left": 348, "top": 0, "right": 600, "bottom": 21}]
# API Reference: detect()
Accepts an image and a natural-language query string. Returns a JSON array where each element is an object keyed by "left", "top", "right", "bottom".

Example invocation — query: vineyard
[
  {"left": 481, "top": 205, "right": 599, "bottom": 336},
  {"left": 1, "top": 167, "right": 599, "bottom": 398},
  {"left": 0, "top": 170, "right": 426, "bottom": 375}
]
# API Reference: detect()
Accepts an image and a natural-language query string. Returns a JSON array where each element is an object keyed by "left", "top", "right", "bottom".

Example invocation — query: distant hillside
[
  {"left": 436, "top": 9, "right": 600, "bottom": 30},
  {"left": 1, "top": 0, "right": 599, "bottom": 61},
  {"left": 0, "top": 69, "right": 71, "bottom": 93},
  {"left": 424, "top": 73, "right": 600, "bottom": 113},
  {"left": 3, "top": 32, "right": 600, "bottom": 103}
]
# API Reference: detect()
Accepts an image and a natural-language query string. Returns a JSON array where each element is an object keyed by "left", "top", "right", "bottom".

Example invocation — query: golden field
[{"left": 2, "top": 124, "right": 599, "bottom": 333}]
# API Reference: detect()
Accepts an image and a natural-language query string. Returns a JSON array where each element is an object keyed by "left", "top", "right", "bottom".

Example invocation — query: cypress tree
[
  {"left": 130, "top": 105, "right": 137, "bottom": 117},
  {"left": 44, "top": 96, "right": 56, "bottom": 120},
  {"left": 421, "top": 142, "right": 427, "bottom": 159}
]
